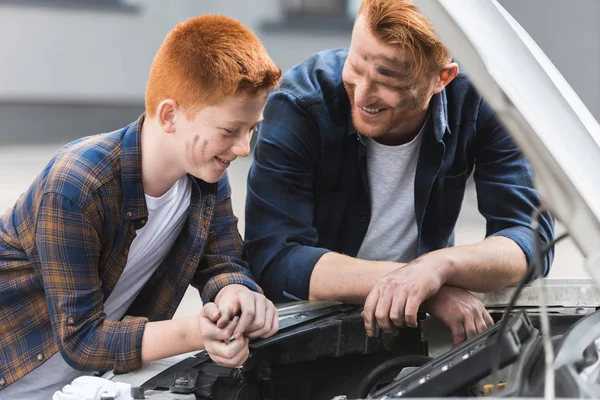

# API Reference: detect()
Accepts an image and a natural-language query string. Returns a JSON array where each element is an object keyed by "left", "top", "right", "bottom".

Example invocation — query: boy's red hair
[
  {"left": 358, "top": 0, "right": 451, "bottom": 80},
  {"left": 145, "top": 15, "right": 281, "bottom": 118}
]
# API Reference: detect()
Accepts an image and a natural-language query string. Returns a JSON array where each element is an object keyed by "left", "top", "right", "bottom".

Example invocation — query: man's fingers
[
  {"left": 483, "top": 310, "right": 495, "bottom": 327},
  {"left": 234, "top": 292, "right": 256, "bottom": 338},
  {"left": 403, "top": 293, "right": 423, "bottom": 328},
  {"left": 390, "top": 293, "right": 407, "bottom": 329},
  {"left": 363, "top": 288, "right": 380, "bottom": 336},
  {"left": 201, "top": 303, "right": 221, "bottom": 322},
  {"left": 451, "top": 323, "right": 467, "bottom": 347},
  {"left": 464, "top": 315, "right": 477, "bottom": 340},
  {"left": 374, "top": 290, "right": 396, "bottom": 334},
  {"left": 475, "top": 315, "right": 488, "bottom": 335}
]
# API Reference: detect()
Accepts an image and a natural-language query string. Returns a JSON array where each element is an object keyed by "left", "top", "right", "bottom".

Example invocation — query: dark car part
[
  {"left": 137, "top": 302, "right": 425, "bottom": 399},
  {"left": 371, "top": 310, "right": 535, "bottom": 398},
  {"left": 356, "top": 354, "right": 432, "bottom": 398}
]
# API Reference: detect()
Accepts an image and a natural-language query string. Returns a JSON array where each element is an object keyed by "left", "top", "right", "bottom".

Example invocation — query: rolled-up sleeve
[
  {"left": 37, "top": 192, "right": 147, "bottom": 373},
  {"left": 245, "top": 91, "right": 331, "bottom": 302},
  {"left": 193, "top": 173, "right": 262, "bottom": 303},
  {"left": 474, "top": 100, "right": 555, "bottom": 279}
]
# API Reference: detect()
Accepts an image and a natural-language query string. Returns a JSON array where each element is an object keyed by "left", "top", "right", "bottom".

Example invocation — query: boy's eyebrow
[{"left": 228, "top": 117, "right": 264, "bottom": 126}]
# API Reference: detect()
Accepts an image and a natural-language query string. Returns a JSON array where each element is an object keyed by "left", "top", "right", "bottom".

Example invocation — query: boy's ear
[{"left": 156, "top": 99, "right": 178, "bottom": 134}]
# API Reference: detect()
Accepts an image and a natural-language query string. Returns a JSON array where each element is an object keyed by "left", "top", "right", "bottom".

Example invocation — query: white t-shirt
[
  {"left": 356, "top": 123, "right": 425, "bottom": 263},
  {"left": 4, "top": 176, "right": 192, "bottom": 400}
]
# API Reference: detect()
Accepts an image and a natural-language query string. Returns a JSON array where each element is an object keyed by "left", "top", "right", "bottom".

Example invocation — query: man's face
[
  {"left": 342, "top": 15, "right": 437, "bottom": 139},
  {"left": 174, "top": 90, "right": 267, "bottom": 183}
]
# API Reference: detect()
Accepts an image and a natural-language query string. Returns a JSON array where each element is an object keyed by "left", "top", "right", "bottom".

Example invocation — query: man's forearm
[
  {"left": 308, "top": 252, "right": 404, "bottom": 303},
  {"left": 141, "top": 317, "right": 203, "bottom": 362},
  {"left": 433, "top": 236, "right": 528, "bottom": 292}
]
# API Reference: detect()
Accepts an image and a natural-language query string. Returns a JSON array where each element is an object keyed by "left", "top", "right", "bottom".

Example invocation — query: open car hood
[{"left": 413, "top": 0, "right": 600, "bottom": 285}]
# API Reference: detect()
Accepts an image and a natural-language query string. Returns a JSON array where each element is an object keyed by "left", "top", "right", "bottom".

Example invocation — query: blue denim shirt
[{"left": 245, "top": 48, "right": 554, "bottom": 302}]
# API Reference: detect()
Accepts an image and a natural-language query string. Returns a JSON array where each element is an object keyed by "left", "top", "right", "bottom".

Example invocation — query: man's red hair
[
  {"left": 145, "top": 15, "right": 281, "bottom": 118},
  {"left": 358, "top": 0, "right": 451, "bottom": 79}
]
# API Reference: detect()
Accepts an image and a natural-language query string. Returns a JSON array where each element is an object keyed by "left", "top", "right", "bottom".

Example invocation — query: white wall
[
  {"left": 0, "top": 0, "right": 598, "bottom": 121},
  {"left": 0, "top": 1, "right": 192, "bottom": 103},
  {"left": 0, "top": 0, "right": 349, "bottom": 104},
  {"left": 499, "top": 0, "right": 600, "bottom": 123}
]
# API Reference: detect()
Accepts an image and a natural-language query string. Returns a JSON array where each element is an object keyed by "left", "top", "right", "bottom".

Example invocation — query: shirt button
[
  {"left": 0, "top": 378, "right": 6, "bottom": 386},
  {"left": 37, "top": 354, "right": 44, "bottom": 361},
  {"left": 124, "top": 248, "right": 129, "bottom": 257},
  {"left": 359, "top": 214, "right": 367, "bottom": 221},
  {"left": 67, "top": 316, "right": 75, "bottom": 325},
  {"left": 140, "top": 218, "right": 147, "bottom": 226},
  {"left": 126, "top": 211, "right": 133, "bottom": 218}
]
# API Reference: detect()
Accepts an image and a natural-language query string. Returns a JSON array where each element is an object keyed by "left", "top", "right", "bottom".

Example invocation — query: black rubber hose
[{"left": 356, "top": 354, "right": 433, "bottom": 398}]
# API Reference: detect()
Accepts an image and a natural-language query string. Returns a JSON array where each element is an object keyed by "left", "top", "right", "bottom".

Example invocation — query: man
[
  {"left": 0, "top": 15, "right": 281, "bottom": 398},
  {"left": 245, "top": 0, "right": 554, "bottom": 346}
]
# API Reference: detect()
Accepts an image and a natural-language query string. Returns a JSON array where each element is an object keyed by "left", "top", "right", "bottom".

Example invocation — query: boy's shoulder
[{"left": 42, "top": 127, "right": 128, "bottom": 206}]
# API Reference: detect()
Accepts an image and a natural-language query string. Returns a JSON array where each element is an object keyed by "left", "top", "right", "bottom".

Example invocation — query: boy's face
[{"left": 175, "top": 90, "right": 267, "bottom": 183}]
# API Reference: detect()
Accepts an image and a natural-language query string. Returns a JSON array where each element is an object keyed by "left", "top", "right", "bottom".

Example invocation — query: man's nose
[{"left": 353, "top": 82, "right": 375, "bottom": 107}]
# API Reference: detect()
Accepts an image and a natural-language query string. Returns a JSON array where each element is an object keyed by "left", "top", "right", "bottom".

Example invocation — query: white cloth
[
  {"left": 3, "top": 176, "right": 192, "bottom": 400},
  {"left": 103, "top": 175, "right": 192, "bottom": 319},
  {"left": 356, "top": 123, "right": 425, "bottom": 263},
  {"left": 52, "top": 376, "right": 133, "bottom": 400}
]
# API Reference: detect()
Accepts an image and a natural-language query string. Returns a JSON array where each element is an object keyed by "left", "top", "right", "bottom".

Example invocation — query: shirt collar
[{"left": 120, "top": 114, "right": 149, "bottom": 221}]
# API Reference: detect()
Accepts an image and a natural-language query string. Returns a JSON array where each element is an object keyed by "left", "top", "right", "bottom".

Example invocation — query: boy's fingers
[{"left": 201, "top": 303, "right": 221, "bottom": 322}]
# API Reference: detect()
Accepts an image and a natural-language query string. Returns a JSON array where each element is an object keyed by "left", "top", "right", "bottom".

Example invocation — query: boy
[{"left": 0, "top": 14, "right": 281, "bottom": 399}]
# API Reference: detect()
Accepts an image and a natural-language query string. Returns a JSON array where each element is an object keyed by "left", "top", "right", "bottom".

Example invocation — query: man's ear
[
  {"left": 156, "top": 99, "right": 178, "bottom": 134},
  {"left": 432, "top": 63, "right": 459, "bottom": 94}
]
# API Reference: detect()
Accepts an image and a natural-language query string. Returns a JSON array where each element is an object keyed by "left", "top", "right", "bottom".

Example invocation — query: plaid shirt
[{"left": 0, "top": 115, "right": 261, "bottom": 390}]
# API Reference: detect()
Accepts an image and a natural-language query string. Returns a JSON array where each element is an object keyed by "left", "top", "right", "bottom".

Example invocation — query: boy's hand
[
  {"left": 214, "top": 284, "right": 279, "bottom": 340},
  {"left": 199, "top": 303, "right": 249, "bottom": 367}
]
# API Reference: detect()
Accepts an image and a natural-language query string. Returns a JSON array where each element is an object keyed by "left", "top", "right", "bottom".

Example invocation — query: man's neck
[
  {"left": 140, "top": 119, "right": 183, "bottom": 197},
  {"left": 374, "top": 109, "right": 428, "bottom": 146}
]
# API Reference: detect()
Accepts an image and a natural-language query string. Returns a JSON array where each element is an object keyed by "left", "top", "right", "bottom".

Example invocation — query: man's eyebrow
[
  {"left": 376, "top": 65, "right": 409, "bottom": 80},
  {"left": 375, "top": 58, "right": 415, "bottom": 80}
]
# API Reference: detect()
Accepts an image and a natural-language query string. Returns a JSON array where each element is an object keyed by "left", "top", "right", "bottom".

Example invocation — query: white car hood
[{"left": 414, "top": 0, "right": 600, "bottom": 284}]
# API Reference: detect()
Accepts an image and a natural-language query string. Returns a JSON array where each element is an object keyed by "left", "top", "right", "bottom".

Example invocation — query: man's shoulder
[
  {"left": 277, "top": 48, "right": 349, "bottom": 106},
  {"left": 42, "top": 127, "right": 127, "bottom": 206},
  {"left": 445, "top": 71, "right": 485, "bottom": 119},
  {"left": 266, "top": 48, "right": 351, "bottom": 139}
]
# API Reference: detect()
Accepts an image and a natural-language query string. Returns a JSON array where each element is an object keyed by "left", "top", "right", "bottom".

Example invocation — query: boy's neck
[{"left": 140, "top": 118, "right": 184, "bottom": 197}]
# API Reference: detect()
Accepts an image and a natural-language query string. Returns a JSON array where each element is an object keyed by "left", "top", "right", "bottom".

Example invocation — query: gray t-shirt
[{"left": 356, "top": 124, "right": 425, "bottom": 263}]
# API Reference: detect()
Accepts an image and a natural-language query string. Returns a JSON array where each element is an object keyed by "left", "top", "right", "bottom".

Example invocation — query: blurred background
[{"left": 0, "top": 0, "right": 598, "bottom": 315}]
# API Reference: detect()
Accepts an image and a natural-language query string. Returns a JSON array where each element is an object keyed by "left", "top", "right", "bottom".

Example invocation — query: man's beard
[{"left": 351, "top": 101, "right": 425, "bottom": 139}]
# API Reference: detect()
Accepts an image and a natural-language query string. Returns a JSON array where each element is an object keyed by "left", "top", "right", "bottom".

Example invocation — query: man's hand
[
  {"left": 422, "top": 285, "right": 494, "bottom": 346},
  {"left": 198, "top": 303, "right": 249, "bottom": 367},
  {"left": 363, "top": 256, "right": 447, "bottom": 336},
  {"left": 214, "top": 284, "right": 279, "bottom": 339}
]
